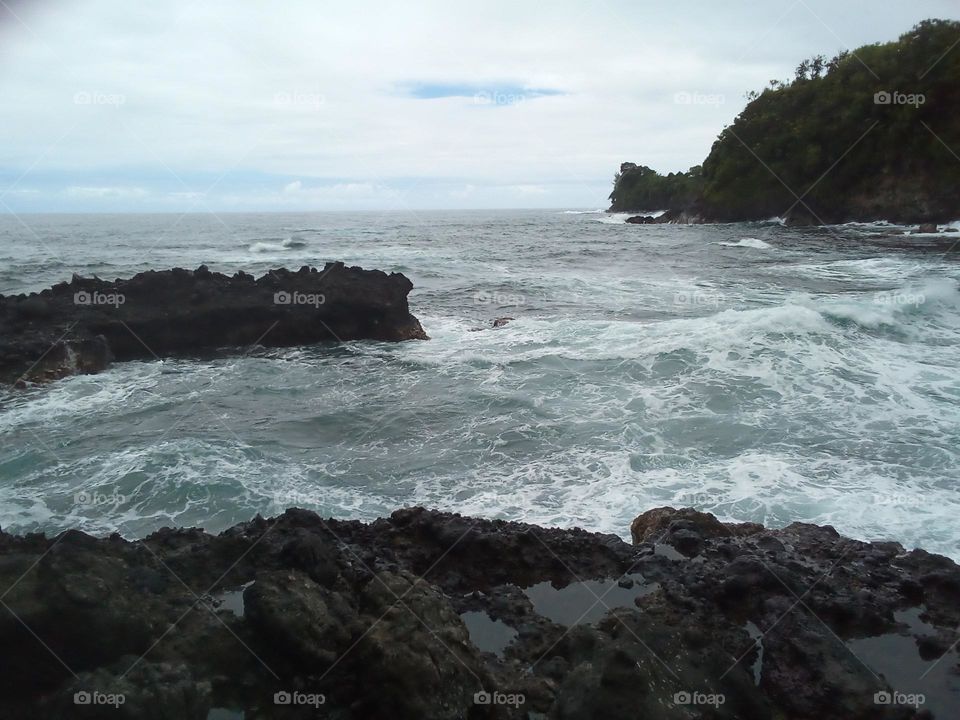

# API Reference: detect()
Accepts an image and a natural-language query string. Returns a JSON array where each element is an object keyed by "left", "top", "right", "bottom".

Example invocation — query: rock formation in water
[
  {"left": 0, "top": 506, "right": 956, "bottom": 718},
  {"left": 0, "top": 262, "right": 428, "bottom": 384}
]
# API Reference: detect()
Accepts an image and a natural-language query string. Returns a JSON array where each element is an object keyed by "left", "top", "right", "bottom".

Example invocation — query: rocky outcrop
[
  {"left": 625, "top": 209, "right": 708, "bottom": 225},
  {"left": 0, "top": 506, "right": 957, "bottom": 718},
  {"left": 468, "top": 317, "right": 515, "bottom": 332},
  {"left": 0, "top": 263, "right": 428, "bottom": 384},
  {"left": 614, "top": 170, "right": 958, "bottom": 228}
]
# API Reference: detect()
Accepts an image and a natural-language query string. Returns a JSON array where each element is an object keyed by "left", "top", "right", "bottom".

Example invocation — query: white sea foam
[
  {"left": 283, "top": 235, "right": 308, "bottom": 248},
  {"left": 838, "top": 220, "right": 899, "bottom": 228},
  {"left": 716, "top": 237, "right": 772, "bottom": 249},
  {"left": 792, "top": 256, "right": 921, "bottom": 282},
  {"left": 403, "top": 444, "right": 960, "bottom": 559},
  {"left": 596, "top": 210, "right": 666, "bottom": 224},
  {"left": 248, "top": 241, "right": 284, "bottom": 253},
  {"left": 247, "top": 235, "right": 308, "bottom": 253},
  {"left": 0, "top": 362, "right": 166, "bottom": 434},
  {"left": 5, "top": 212, "right": 960, "bottom": 561},
  {"left": 6, "top": 287, "right": 959, "bottom": 559},
  {"left": 596, "top": 213, "right": 634, "bottom": 225}
]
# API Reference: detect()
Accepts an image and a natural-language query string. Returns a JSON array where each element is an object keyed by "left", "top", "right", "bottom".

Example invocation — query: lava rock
[
  {"left": 244, "top": 569, "right": 357, "bottom": 668},
  {"left": 0, "top": 507, "right": 955, "bottom": 718},
  {"left": 0, "top": 263, "right": 428, "bottom": 384}
]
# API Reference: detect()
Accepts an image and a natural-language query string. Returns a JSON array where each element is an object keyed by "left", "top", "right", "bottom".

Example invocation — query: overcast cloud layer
[{"left": 1, "top": 0, "right": 958, "bottom": 211}]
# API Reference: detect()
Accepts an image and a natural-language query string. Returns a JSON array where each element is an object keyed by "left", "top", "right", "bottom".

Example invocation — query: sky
[{"left": 0, "top": 0, "right": 958, "bottom": 212}]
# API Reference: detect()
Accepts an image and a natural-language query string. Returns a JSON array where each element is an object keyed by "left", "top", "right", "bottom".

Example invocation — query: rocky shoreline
[
  {"left": 612, "top": 162, "right": 959, "bottom": 228},
  {"left": 621, "top": 209, "right": 959, "bottom": 230},
  {"left": 0, "top": 263, "right": 428, "bottom": 385},
  {"left": 1, "top": 506, "right": 957, "bottom": 718}
]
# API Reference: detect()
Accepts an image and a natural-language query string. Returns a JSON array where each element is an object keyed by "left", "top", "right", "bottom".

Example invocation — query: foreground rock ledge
[
  {"left": 0, "top": 262, "right": 429, "bottom": 384},
  {"left": 0, "top": 506, "right": 956, "bottom": 719}
]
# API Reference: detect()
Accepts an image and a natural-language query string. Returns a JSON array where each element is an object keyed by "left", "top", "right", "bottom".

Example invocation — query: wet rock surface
[
  {"left": 0, "top": 506, "right": 957, "bottom": 718},
  {"left": 624, "top": 209, "right": 706, "bottom": 225},
  {"left": 0, "top": 263, "right": 428, "bottom": 384}
]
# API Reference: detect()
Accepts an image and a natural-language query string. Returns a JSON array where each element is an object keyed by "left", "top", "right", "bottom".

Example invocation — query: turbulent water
[{"left": 1, "top": 210, "right": 959, "bottom": 559}]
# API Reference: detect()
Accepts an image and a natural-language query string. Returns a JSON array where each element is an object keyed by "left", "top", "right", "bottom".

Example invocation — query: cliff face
[
  {"left": 1, "top": 506, "right": 957, "bottom": 718},
  {"left": 612, "top": 19, "right": 960, "bottom": 224},
  {"left": 0, "top": 262, "right": 428, "bottom": 384}
]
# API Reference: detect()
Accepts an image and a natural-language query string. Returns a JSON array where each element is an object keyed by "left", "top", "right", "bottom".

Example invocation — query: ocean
[{"left": 1, "top": 209, "right": 959, "bottom": 559}]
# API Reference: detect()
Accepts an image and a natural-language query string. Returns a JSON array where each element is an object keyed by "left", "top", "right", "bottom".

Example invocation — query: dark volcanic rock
[
  {"left": 469, "top": 317, "right": 516, "bottom": 332},
  {"left": 783, "top": 206, "right": 823, "bottom": 227},
  {"left": 653, "top": 207, "right": 707, "bottom": 224},
  {"left": 0, "top": 507, "right": 956, "bottom": 719},
  {"left": 631, "top": 505, "right": 763, "bottom": 549},
  {"left": 244, "top": 569, "right": 357, "bottom": 667},
  {"left": 0, "top": 263, "right": 428, "bottom": 384},
  {"left": 622, "top": 210, "right": 706, "bottom": 225}
]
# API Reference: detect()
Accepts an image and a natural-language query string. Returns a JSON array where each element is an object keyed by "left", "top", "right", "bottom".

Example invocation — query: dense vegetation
[
  {"left": 610, "top": 20, "right": 960, "bottom": 223},
  {"left": 608, "top": 163, "right": 703, "bottom": 212}
]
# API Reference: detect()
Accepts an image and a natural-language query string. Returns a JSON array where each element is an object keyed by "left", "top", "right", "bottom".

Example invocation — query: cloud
[
  {"left": 508, "top": 184, "right": 548, "bottom": 196},
  {"left": 402, "top": 82, "right": 564, "bottom": 103},
  {"left": 215, "top": 180, "right": 397, "bottom": 209},
  {"left": 449, "top": 184, "right": 476, "bottom": 199},
  {"left": 65, "top": 186, "right": 149, "bottom": 199},
  {"left": 0, "top": 0, "right": 956, "bottom": 210}
]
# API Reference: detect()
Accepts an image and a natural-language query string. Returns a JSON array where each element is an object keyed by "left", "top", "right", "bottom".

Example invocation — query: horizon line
[{"left": 0, "top": 206, "right": 611, "bottom": 216}]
